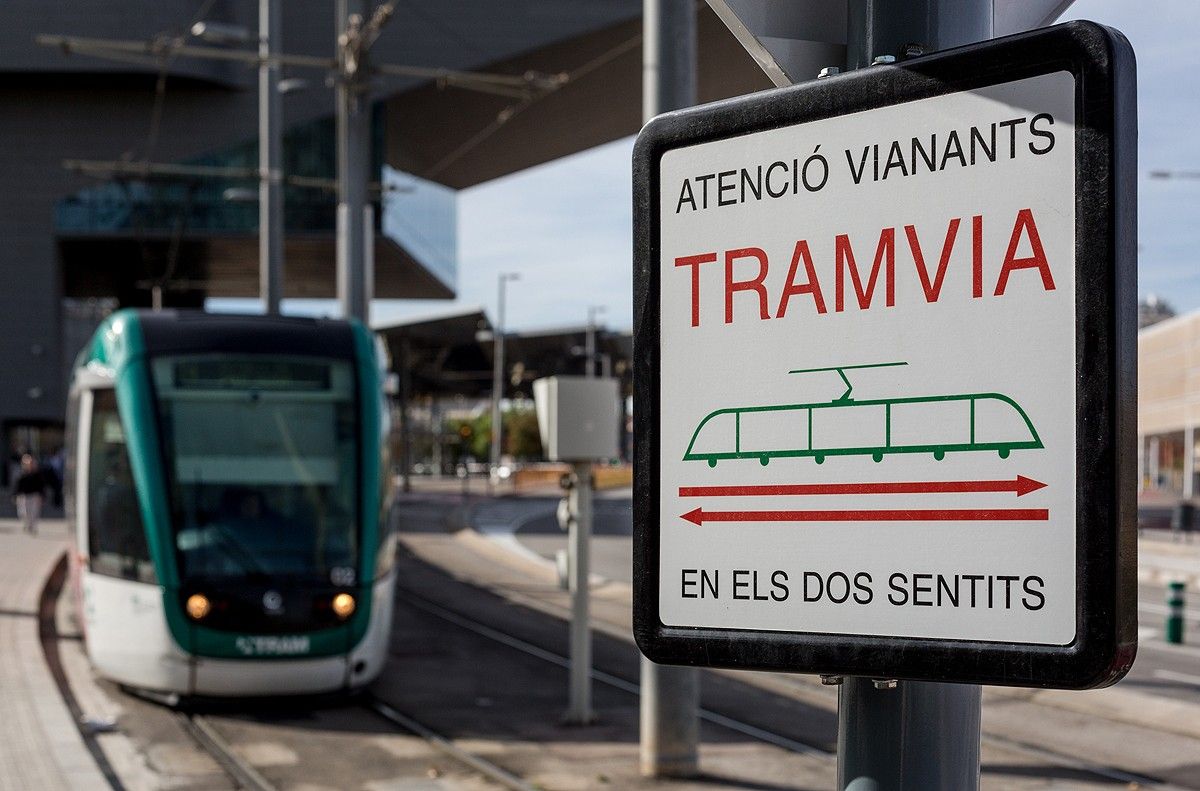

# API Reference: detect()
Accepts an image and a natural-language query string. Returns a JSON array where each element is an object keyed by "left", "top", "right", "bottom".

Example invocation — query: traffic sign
[{"left": 632, "top": 22, "right": 1137, "bottom": 688}]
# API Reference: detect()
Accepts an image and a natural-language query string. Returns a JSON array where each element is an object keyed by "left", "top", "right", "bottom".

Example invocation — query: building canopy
[{"left": 375, "top": 309, "right": 632, "bottom": 400}]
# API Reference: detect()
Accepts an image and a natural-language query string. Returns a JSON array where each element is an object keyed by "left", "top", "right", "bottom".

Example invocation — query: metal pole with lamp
[
  {"left": 585, "top": 305, "right": 606, "bottom": 378},
  {"left": 491, "top": 273, "right": 520, "bottom": 483},
  {"left": 190, "top": 8, "right": 281, "bottom": 315}
]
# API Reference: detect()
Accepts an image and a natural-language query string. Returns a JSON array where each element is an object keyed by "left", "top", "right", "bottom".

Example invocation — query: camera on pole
[{"left": 534, "top": 375, "right": 620, "bottom": 726}]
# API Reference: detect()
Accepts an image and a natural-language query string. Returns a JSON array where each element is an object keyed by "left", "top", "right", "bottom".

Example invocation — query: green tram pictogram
[{"left": 683, "top": 362, "right": 1042, "bottom": 467}]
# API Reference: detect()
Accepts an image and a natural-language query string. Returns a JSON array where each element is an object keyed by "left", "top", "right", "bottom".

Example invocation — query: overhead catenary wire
[
  {"left": 43, "top": 25, "right": 644, "bottom": 183},
  {"left": 36, "top": 34, "right": 568, "bottom": 98},
  {"left": 142, "top": 0, "right": 220, "bottom": 163},
  {"left": 62, "top": 158, "right": 401, "bottom": 194},
  {"left": 41, "top": 2, "right": 640, "bottom": 308},
  {"left": 424, "top": 32, "right": 642, "bottom": 178}
]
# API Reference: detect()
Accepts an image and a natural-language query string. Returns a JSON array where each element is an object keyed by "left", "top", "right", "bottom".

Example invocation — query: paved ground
[
  {"left": 0, "top": 518, "right": 108, "bottom": 791},
  {"left": 461, "top": 486, "right": 1200, "bottom": 737},
  {"left": 398, "top": 495, "right": 1200, "bottom": 789}
]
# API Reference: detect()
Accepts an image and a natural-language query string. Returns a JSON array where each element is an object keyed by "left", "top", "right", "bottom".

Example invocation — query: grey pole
[
  {"left": 399, "top": 336, "right": 413, "bottom": 494},
  {"left": 642, "top": 0, "right": 697, "bottom": 126},
  {"left": 845, "top": 0, "right": 992, "bottom": 70},
  {"left": 839, "top": 679, "right": 982, "bottom": 790},
  {"left": 336, "top": 0, "right": 371, "bottom": 322},
  {"left": 837, "top": 1, "right": 991, "bottom": 788},
  {"left": 640, "top": 0, "right": 700, "bottom": 778},
  {"left": 585, "top": 312, "right": 595, "bottom": 379},
  {"left": 564, "top": 461, "right": 594, "bottom": 723},
  {"left": 585, "top": 306, "right": 605, "bottom": 378},
  {"left": 259, "top": 0, "right": 283, "bottom": 315},
  {"left": 1184, "top": 426, "right": 1195, "bottom": 499},
  {"left": 491, "top": 273, "right": 518, "bottom": 480}
]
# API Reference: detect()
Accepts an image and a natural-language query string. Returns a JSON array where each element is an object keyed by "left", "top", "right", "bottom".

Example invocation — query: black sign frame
[{"left": 632, "top": 21, "right": 1137, "bottom": 689}]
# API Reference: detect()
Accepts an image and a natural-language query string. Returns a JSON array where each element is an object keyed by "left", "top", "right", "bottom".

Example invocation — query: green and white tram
[{"left": 65, "top": 310, "right": 395, "bottom": 697}]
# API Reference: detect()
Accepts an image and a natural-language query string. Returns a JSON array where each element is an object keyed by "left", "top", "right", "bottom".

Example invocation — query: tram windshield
[{"left": 151, "top": 355, "right": 359, "bottom": 584}]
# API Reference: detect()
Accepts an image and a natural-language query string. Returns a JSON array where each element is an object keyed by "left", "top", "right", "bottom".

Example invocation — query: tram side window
[
  {"left": 88, "top": 390, "right": 155, "bottom": 583},
  {"left": 376, "top": 385, "right": 396, "bottom": 578}
]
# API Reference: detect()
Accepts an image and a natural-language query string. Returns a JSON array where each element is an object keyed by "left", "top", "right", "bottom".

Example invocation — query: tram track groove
[
  {"left": 37, "top": 551, "right": 128, "bottom": 791},
  {"left": 364, "top": 695, "right": 540, "bottom": 791},
  {"left": 177, "top": 713, "right": 278, "bottom": 791},
  {"left": 174, "top": 695, "right": 536, "bottom": 791},
  {"left": 395, "top": 583, "right": 1195, "bottom": 791}
]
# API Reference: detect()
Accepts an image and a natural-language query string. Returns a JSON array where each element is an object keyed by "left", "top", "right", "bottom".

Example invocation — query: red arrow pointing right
[{"left": 679, "top": 475, "right": 1047, "bottom": 499}]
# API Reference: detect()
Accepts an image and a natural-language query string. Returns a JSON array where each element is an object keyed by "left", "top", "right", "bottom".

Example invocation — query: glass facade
[
  {"left": 55, "top": 111, "right": 371, "bottom": 236},
  {"left": 381, "top": 165, "right": 457, "bottom": 291},
  {"left": 54, "top": 105, "right": 457, "bottom": 292}
]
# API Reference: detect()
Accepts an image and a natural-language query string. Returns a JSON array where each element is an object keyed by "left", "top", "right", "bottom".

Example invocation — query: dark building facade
[{"left": 0, "top": 0, "right": 768, "bottom": 463}]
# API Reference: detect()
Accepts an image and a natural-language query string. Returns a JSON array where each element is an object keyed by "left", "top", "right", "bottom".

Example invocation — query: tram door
[{"left": 76, "top": 387, "right": 180, "bottom": 687}]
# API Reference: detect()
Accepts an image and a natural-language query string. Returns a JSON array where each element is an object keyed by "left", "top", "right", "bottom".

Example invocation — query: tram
[{"left": 65, "top": 309, "right": 396, "bottom": 697}]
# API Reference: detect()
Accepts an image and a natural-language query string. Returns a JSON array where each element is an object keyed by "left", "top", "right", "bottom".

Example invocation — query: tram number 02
[{"left": 235, "top": 635, "right": 312, "bottom": 656}]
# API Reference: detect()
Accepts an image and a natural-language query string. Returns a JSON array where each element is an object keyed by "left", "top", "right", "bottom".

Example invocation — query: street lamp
[
  {"left": 491, "top": 272, "right": 520, "bottom": 480},
  {"left": 189, "top": 21, "right": 255, "bottom": 45},
  {"left": 585, "top": 305, "right": 606, "bottom": 378},
  {"left": 193, "top": 6, "right": 282, "bottom": 315},
  {"left": 1148, "top": 170, "right": 1200, "bottom": 180}
]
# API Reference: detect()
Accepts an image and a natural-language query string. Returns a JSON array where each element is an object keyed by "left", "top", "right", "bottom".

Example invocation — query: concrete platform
[{"left": 0, "top": 518, "right": 109, "bottom": 791}]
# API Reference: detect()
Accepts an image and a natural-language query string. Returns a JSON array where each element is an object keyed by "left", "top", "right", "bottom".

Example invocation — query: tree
[{"left": 504, "top": 408, "right": 543, "bottom": 459}]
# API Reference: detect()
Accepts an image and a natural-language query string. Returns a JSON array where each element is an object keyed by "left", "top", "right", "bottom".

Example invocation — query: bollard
[
  {"left": 1167, "top": 581, "right": 1186, "bottom": 644},
  {"left": 1171, "top": 501, "right": 1195, "bottom": 543}
]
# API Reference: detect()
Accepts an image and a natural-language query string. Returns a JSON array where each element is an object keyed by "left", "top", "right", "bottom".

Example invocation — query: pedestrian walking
[
  {"left": 47, "top": 446, "right": 65, "bottom": 509},
  {"left": 12, "top": 454, "right": 45, "bottom": 534}
]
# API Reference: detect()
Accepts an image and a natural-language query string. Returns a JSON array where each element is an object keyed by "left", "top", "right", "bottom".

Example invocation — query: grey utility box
[{"left": 533, "top": 376, "right": 620, "bottom": 461}]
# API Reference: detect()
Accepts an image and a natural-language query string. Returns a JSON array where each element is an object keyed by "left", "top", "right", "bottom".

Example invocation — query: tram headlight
[
  {"left": 185, "top": 593, "right": 211, "bottom": 621},
  {"left": 331, "top": 592, "right": 356, "bottom": 620}
]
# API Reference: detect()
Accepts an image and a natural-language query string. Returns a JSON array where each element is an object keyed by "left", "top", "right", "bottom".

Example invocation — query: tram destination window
[
  {"left": 87, "top": 389, "right": 154, "bottom": 582},
  {"left": 152, "top": 355, "right": 360, "bottom": 583}
]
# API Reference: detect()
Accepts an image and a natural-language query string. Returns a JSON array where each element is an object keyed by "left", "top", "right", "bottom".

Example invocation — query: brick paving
[{"left": 0, "top": 518, "right": 107, "bottom": 790}]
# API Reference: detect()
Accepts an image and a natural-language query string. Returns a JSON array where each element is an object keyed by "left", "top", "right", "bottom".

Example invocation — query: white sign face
[{"left": 657, "top": 72, "right": 1077, "bottom": 645}]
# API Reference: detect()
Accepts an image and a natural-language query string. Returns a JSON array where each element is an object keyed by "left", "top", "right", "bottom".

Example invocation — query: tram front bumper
[{"left": 190, "top": 654, "right": 352, "bottom": 697}]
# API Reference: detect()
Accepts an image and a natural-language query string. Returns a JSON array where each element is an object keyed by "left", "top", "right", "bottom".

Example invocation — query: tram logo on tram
[{"left": 67, "top": 310, "right": 396, "bottom": 698}]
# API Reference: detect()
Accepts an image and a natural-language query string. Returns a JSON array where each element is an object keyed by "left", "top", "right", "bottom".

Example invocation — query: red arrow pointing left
[{"left": 680, "top": 507, "right": 1049, "bottom": 525}]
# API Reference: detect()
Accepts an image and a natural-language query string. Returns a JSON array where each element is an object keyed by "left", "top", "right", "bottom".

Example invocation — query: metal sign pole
[
  {"left": 259, "top": 0, "right": 283, "bottom": 316},
  {"left": 838, "top": 679, "right": 982, "bottom": 790},
  {"left": 336, "top": 0, "right": 371, "bottom": 323},
  {"left": 837, "top": 1, "right": 992, "bottom": 788},
  {"left": 640, "top": 0, "right": 700, "bottom": 776},
  {"left": 565, "top": 461, "right": 594, "bottom": 723}
]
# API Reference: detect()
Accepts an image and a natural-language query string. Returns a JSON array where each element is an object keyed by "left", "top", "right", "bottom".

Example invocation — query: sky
[
  {"left": 1062, "top": 0, "right": 1200, "bottom": 315},
  {"left": 251, "top": 0, "right": 1200, "bottom": 333}
]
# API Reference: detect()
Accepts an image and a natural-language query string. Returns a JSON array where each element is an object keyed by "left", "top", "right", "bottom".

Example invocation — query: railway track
[
  {"left": 176, "top": 698, "right": 538, "bottom": 791},
  {"left": 395, "top": 583, "right": 1198, "bottom": 791},
  {"left": 177, "top": 712, "right": 277, "bottom": 791},
  {"left": 38, "top": 536, "right": 1200, "bottom": 791},
  {"left": 39, "top": 551, "right": 536, "bottom": 791}
]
